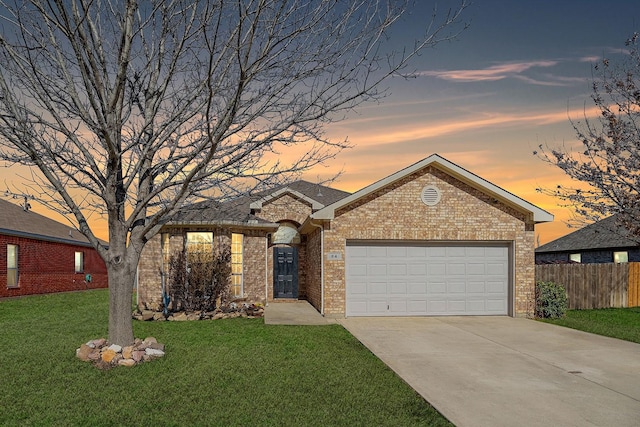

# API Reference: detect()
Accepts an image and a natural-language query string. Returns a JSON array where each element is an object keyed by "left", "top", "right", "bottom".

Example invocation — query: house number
[{"left": 327, "top": 252, "right": 342, "bottom": 260}]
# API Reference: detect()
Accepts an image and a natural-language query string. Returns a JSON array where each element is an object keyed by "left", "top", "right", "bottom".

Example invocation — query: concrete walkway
[
  {"left": 340, "top": 316, "right": 640, "bottom": 427},
  {"left": 264, "top": 300, "right": 336, "bottom": 325}
]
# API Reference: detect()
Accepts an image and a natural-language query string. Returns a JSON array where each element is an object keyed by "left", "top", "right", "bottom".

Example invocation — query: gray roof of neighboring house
[
  {"left": 170, "top": 180, "right": 350, "bottom": 226},
  {"left": 535, "top": 214, "right": 640, "bottom": 253},
  {"left": 0, "top": 198, "right": 95, "bottom": 247}
]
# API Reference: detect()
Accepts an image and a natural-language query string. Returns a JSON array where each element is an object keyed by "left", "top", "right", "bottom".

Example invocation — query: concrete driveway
[{"left": 339, "top": 316, "right": 640, "bottom": 427}]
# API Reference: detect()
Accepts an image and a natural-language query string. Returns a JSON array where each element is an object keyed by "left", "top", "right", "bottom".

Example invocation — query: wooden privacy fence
[{"left": 535, "top": 262, "right": 640, "bottom": 310}]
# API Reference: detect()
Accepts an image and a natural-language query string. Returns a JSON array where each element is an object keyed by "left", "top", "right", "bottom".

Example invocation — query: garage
[{"left": 346, "top": 242, "right": 510, "bottom": 316}]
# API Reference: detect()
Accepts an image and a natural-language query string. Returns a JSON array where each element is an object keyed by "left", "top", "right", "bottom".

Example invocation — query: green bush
[{"left": 535, "top": 280, "right": 568, "bottom": 319}]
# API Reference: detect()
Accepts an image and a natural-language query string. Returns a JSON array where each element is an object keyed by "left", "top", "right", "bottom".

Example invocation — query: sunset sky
[
  {"left": 2, "top": 0, "right": 640, "bottom": 244},
  {"left": 301, "top": 0, "right": 640, "bottom": 245}
]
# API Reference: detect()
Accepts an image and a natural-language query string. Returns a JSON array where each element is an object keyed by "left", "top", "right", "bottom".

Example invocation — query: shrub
[
  {"left": 535, "top": 280, "right": 568, "bottom": 319},
  {"left": 168, "top": 248, "right": 231, "bottom": 313}
]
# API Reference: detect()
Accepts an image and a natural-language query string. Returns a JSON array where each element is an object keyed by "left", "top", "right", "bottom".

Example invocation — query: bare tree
[
  {"left": 537, "top": 33, "right": 640, "bottom": 238},
  {"left": 0, "top": 0, "right": 468, "bottom": 346}
]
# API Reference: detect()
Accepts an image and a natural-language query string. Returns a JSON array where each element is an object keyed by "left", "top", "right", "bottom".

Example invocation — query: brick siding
[
  {"left": 314, "top": 166, "right": 537, "bottom": 317},
  {"left": 0, "top": 234, "right": 108, "bottom": 298},
  {"left": 137, "top": 226, "right": 271, "bottom": 310}
]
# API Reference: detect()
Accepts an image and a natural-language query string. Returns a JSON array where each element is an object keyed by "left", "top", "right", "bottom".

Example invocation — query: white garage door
[{"left": 346, "top": 243, "right": 510, "bottom": 316}]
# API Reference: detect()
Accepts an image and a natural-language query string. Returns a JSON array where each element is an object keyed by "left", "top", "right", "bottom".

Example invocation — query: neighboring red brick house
[
  {"left": 138, "top": 154, "right": 553, "bottom": 318},
  {"left": 0, "top": 198, "right": 108, "bottom": 298}
]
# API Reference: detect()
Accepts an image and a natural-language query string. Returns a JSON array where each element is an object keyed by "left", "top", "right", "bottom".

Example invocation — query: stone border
[{"left": 76, "top": 336, "right": 165, "bottom": 369}]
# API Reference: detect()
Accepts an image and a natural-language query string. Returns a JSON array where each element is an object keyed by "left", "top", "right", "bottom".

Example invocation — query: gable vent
[{"left": 420, "top": 185, "right": 441, "bottom": 206}]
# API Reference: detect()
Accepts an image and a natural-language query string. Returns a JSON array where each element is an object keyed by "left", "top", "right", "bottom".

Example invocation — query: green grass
[
  {"left": 541, "top": 307, "right": 640, "bottom": 344},
  {"left": 0, "top": 290, "right": 450, "bottom": 426}
]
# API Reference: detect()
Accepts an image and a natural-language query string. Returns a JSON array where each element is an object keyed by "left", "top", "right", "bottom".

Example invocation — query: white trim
[{"left": 311, "top": 154, "right": 553, "bottom": 223}]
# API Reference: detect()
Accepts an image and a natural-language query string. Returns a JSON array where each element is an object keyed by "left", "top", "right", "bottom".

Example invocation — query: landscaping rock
[
  {"left": 108, "top": 344, "right": 122, "bottom": 353},
  {"left": 76, "top": 337, "right": 166, "bottom": 369},
  {"left": 101, "top": 349, "right": 117, "bottom": 363},
  {"left": 141, "top": 310, "right": 155, "bottom": 321},
  {"left": 145, "top": 348, "right": 165, "bottom": 357},
  {"left": 132, "top": 350, "right": 145, "bottom": 362},
  {"left": 76, "top": 344, "right": 94, "bottom": 361},
  {"left": 171, "top": 312, "right": 188, "bottom": 321},
  {"left": 91, "top": 338, "right": 107, "bottom": 347},
  {"left": 149, "top": 342, "right": 165, "bottom": 351},
  {"left": 118, "top": 358, "right": 136, "bottom": 367},
  {"left": 122, "top": 346, "right": 134, "bottom": 360}
]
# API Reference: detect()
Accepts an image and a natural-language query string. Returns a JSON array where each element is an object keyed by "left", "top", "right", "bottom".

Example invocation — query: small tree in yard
[
  {"left": 537, "top": 33, "right": 640, "bottom": 239},
  {"left": 0, "top": 1, "right": 468, "bottom": 346},
  {"left": 168, "top": 248, "right": 231, "bottom": 313}
]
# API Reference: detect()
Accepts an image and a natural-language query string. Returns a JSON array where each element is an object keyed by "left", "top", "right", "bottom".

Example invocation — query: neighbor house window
[
  {"left": 7, "top": 244, "right": 18, "bottom": 287},
  {"left": 569, "top": 253, "right": 581, "bottom": 263},
  {"left": 231, "top": 233, "right": 243, "bottom": 298},
  {"left": 75, "top": 251, "right": 84, "bottom": 273},
  {"left": 614, "top": 251, "right": 629, "bottom": 263}
]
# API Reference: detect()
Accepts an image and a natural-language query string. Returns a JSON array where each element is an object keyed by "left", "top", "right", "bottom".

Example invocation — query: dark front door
[{"left": 274, "top": 247, "right": 298, "bottom": 298}]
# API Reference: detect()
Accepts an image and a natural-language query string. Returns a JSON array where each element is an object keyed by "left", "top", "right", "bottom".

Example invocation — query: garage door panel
[
  {"left": 467, "top": 281, "right": 486, "bottom": 293},
  {"left": 409, "top": 264, "right": 427, "bottom": 275},
  {"left": 487, "top": 262, "right": 506, "bottom": 274},
  {"left": 447, "top": 262, "right": 466, "bottom": 275},
  {"left": 389, "top": 282, "right": 407, "bottom": 294},
  {"left": 346, "top": 243, "right": 509, "bottom": 317},
  {"left": 467, "top": 263, "right": 486, "bottom": 275},
  {"left": 487, "top": 280, "right": 507, "bottom": 293},
  {"left": 408, "top": 299, "right": 428, "bottom": 313},
  {"left": 349, "top": 282, "right": 368, "bottom": 294},
  {"left": 447, "top": 279, "right": 466, "bottom": 294},
  {"left": 389, "top": 299, "right": 407, "bottom": 313},
  {"left": 388, "top": 247, "right": 407, "bottom": 257},
  {"left": 427, "top": 280, "right": 446, "bottom": 294},
  {"left": 427, "top": 299, "right": 447, "bottom": 313},
  {"left": 368, "top": 281, "right": 387, "bottom": 295},
  {"left": 429, "top": 262, "right": 446, "bottom": 275},
  {"left": 408, "top": 283, "right": 427, "bottom": 294},
  {"left": 389, "top": 264, "right": 407, "bottom": 275},
  {"left": 408, "top": 247, "right": 427, "bottom": 257}
]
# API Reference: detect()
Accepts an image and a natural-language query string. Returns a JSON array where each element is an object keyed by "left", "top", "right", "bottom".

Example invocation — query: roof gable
[
  {"left": 311, "top": 154, "right": 553, "bottom": 223},
  {"left": 250, "top": 180, "right": 350, "bottom": 211}
]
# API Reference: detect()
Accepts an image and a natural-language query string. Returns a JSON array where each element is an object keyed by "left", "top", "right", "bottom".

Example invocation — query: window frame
[
  {"left": 74, "top": 251, "right": 84, "bottom": 273},
  {"left": 7, "top": 244, "right": 18, "bottom": 288},
  {"left": 569, "top": 253, "right": 581, "bottom": 263},
  {"left": 613, "top": 251, "right": 629, "bottom": 263},
  {"left": 231, "top": 233, "right": 244, "bottom": 298}
]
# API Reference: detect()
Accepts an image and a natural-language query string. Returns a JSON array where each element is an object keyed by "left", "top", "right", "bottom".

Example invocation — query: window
[
  {"left": 7, "top": 244, "right": 18, "bottom": 287},
  {"left": 161, "top": 233, "right": 171, "bottom": 277},
  {"left": 185, "top": 232, "right": 214, "bottom": 268},
  {"left": 231, "top": 233, "right": 243, "bottom": 298},
  {"left": 569, "top": 253, "right": 581, "bottom": 263},
  {"left": 186, "top": 232, "right": 213, "bottom": 255},
  {"left": 75, "top": 251, "right": 84, "bottom": 273},
  {"left": 614, "top": 251, "right": 629, "bottom": 263}
]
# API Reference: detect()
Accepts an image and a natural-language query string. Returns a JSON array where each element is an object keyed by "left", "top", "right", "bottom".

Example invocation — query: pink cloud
[{"left": 418, "top": 60, "right": 558, "bottom": 82}]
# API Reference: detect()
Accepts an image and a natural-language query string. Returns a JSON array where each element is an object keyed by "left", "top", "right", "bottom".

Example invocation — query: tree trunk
[{"left": 107, "top": 258, "right": 137, "bottom": 346}]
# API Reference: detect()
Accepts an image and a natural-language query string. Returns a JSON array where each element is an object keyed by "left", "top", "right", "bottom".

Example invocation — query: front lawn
[
  {"left": 0, "top": 290, "right": 450, "bottom": 426},
  {"left": 541, "top": 307, "right": 640, "bottom": 344}
]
